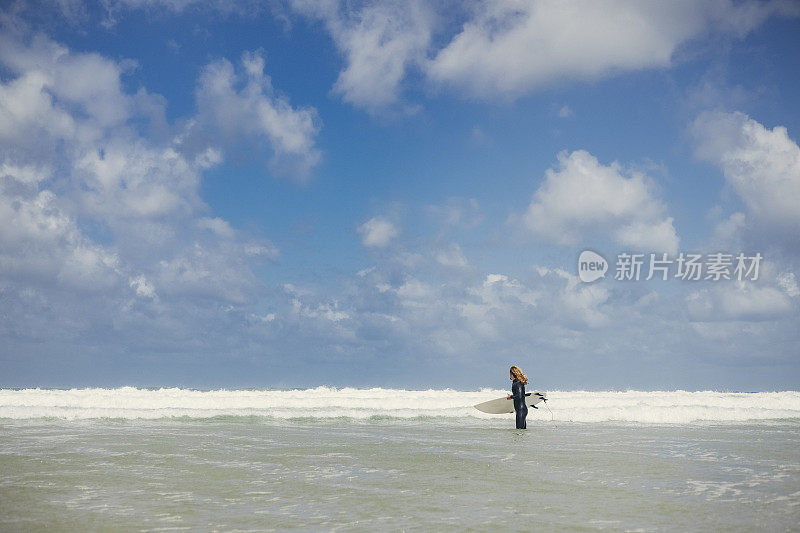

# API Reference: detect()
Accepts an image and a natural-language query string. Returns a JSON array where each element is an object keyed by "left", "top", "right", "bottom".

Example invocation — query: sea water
[{"left": 1, "top": 388, "right": 799, "bottom": 531}]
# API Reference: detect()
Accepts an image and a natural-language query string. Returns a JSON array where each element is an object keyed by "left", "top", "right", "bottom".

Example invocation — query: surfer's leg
[{"left": 515, "top": 407, "right": 527, "bottom": 429}]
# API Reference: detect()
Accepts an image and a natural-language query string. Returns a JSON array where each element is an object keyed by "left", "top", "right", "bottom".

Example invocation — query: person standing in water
[{"left": 506, "top": 366, "right": 529, "bottom": 429}]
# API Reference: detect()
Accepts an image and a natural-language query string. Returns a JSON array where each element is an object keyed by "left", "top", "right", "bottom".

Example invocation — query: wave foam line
[{"left": 1, "top": 387, "right": 799, "bottom": 423}]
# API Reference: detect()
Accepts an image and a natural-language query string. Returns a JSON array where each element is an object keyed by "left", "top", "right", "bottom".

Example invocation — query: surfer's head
[{"left": 509, "top": 366, "right": 528, "bottom": 384}]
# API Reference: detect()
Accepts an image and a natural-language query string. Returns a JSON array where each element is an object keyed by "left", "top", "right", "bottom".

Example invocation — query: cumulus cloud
[
  {"left": 290, "top": 0, "right": 434, "bottom": 113},
  {"left": 0, "top": 32, "right": 132, "bottom": 130},
  {"left": 192, "top": 50, "right": 321, "bottom": 181},
  {"left": 435, "top": 243, "right": 469, "bottom": 269},
  {"left": 75, "top": 139, "right": 205, "bottom": 221},
  {"left": 129, "top": 274, "right": 157, "bottom": 298},
  {"left": 289, "top": 291, "right": 351, "bottom": 322},
  {"left": 0, "top": 174, "right": 120, "bottom": 291},
  {"left": 427, "top": 0, "right": 791, "bottom": 99},
  {"left": 0, "top": 29, "right": 283, "bottom": 355},
  {"left": 358, "top": 217, "right": 399, "bottom": 248},
  {"left": 531, "top": 267, "right": 610, "bottom": 329},
  {"left": 198, "top": 217, "right": 236, "bottom": 238},
  {"left": 2, "top": 4, "right": 798, "bottom": 388},
  {"left": 688, "top": 282, "right": 794, "bottom": 322},
  {"left": 458, "top": 274, "right": 538, "bottom": 337},
  {"left": 519, "top": 150, "right": 679, "bottom": 253},
  {"left": 283, "top": 0, "right": 793, "bottom": 109},
  {"left": 39, "top": 0, "right": 793, "bottom": 111},
  {"left": 272, "top": 239, "right": 797, "bottom": 386},
  {"left": 691, "top": 110, "right": 800, "bottom": 248},
  {"left": 279, "top": 250, "right": 646, "bottom": 371},
  {"left": 709, "top": 211, "right": 746, "bottom": 250}
]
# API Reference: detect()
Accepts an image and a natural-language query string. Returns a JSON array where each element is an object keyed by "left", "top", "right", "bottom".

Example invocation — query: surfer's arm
[{"left": 510, "top": 383, "right": 523, "bottom": 401}]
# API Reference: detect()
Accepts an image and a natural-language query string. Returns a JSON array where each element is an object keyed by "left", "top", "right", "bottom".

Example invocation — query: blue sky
[{"left": 1, "top": 0, "right": 799, "bottom": 390}]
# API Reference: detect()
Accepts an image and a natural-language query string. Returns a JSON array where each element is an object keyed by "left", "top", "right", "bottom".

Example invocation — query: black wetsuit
[{"left": 511, "top": 380, "right": 527, "bottom": 429}]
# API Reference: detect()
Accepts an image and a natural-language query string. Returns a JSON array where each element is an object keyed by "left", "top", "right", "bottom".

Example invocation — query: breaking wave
[{"left": 1, "top": 387, "right": 799, "bottom": 424}]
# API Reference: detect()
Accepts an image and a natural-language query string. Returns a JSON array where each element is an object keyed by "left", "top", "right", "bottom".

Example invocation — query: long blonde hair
[{"left": 510, "top": 365, "right": 528, "bottom": 384}]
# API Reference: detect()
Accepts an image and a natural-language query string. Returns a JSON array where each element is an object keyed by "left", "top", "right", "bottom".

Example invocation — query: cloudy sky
[{"left": 1, "top": 0, "right": 798, "bottom": 390}]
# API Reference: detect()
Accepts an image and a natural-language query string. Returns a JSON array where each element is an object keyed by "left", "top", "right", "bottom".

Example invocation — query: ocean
[{"left": 1, "top": 388, "right": 799, "bottom": 531}]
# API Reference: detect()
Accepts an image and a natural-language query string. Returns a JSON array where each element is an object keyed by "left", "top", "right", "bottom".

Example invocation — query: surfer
[{"left": 506, "top": 366, "right": 528, "bottom": 429}]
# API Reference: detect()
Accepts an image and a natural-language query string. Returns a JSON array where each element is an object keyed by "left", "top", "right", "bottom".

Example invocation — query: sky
[{"left": 0, "top": 0, "right": 799, "bottom": 390}]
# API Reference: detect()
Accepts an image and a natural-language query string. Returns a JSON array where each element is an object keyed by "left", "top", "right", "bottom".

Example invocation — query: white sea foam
[{"left": 0, "top": 387, "right": 798, "bottom": 423}]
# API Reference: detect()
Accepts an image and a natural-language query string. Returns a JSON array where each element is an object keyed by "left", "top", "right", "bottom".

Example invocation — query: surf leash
[{"left": 541, "top": 396, "right": 557, "bottom": 427}]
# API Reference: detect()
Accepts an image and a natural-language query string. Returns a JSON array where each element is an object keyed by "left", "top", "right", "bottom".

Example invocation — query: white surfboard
[{"left": 474, "top": 391, "right": 547, "bottom": 414}]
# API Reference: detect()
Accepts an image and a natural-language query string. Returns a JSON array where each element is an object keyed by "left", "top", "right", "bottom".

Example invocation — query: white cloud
[
  {"left": 0, "top": 30, "right": 287, "bottom": 353},
  {"left": 155, "top": 241, "right": 261, "bottom": 304},
  {"left": 688, "top": 282, "right": 794, "bottom": 322},
  {"left": 285, "top": 0, "right": 793, "bottom": 110},
  {"left": 519, "top": 150, "right": 679, "bottom": 253},
  {"left": 427, "top": 0, "right": 789, "bottom": 99},
  {"left": 290, "top": 0, "right": 434, "bottom": 113},
  {"left": 198, "top": 217, "right": 236, "bottom": 238},
  {"left": 48, "top": 0, "right": 793, "bottom": 113},
  {"left": 0, "top": 33, "right": 132, "bottom": 129},
  {"left": 309, "top": 244, "right": 795, "bottom": 377},
  {"left": 2, "top": 6, "right": 798, "bottom": 386},
  {"left": 75, "top": 140, "right": 202, "bottom": 220},
  {"left": 395, "top": 278, "right": 436, "bottom": 307},
  {"left": 777, "top": 272, "right": 799, "bottom": 298},
  {"left": 435, "top": 243, "right": 469, "bottom": 269},
  {"left": 358, "top": 217, "right": 399, "bottom": 248},
  {"left": 710, "top": 211, "right": 746, "bottom": 249},
  {"left": 459, "top": 273, "right": 540, "bottom": 335},
  {"left": 0, "top": 161, "right": 50, "bottom": 184},
  {"left": 193, "top": 51, "right": 321, "bottom": 181},
  {"left": 314, "top": 254, "right": 619, "bottom": 361},
  {"left": 557, "top": 105, "right": 574, "bottom": 118},
  {"left": 0, "top": 69, "right": 76, "bottom": 146},
  {"left": 0, "top": 173, "right": 120, "bottom": 291},
  {"left": 531, "top": 267, "right": 610, "bottom": 328},
  {"left": 614, "top": 218, "right": 679, "bottom": 254},
  {"left": 284, "top": 284, "right": 351, "bottom": 323},
  {"left": 129, "top": 274, "right": 157, "bottom": 298},
  {"left": 691, "top": 111, "right": 800, "bottom": 245}
]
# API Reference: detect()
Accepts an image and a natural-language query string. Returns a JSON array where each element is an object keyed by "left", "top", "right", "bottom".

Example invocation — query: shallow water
[{"left": 2, "top": 417, "right": 799, "bottom": 531}]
